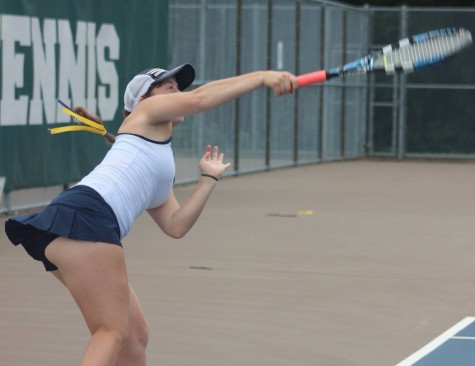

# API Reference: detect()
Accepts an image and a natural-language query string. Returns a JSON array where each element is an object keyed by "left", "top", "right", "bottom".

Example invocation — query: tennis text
[{"left": 0, "top": 14, "right": 119, "bottom": 126}]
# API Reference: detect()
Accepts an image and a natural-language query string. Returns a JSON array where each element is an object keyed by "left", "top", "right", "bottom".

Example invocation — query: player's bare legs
[
  {"left": 116, "top": 285, "right": 149, "bottom": 366},
  {"left": 46, "top": 237, "right": 130, "bottom": 366}
]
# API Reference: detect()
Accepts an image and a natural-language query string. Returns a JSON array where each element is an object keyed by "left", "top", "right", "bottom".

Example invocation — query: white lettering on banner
[
  {"left": 0, "top": 14, "right": 120, "bottom": 126},
  {"left": 30, "top": 18, "right": 57, "bottom": 125},
  {"left": 1, "top": 15, "right": 30, "bottom": 126},
  {"left": 57, "top": 20, "right": 87, "bottom": 123},
  {"left": 87, "top": 22, "right": 97, "bottom": 116},
  {"left": 97, "top": 24, "right": 119, "bottom": 120}
]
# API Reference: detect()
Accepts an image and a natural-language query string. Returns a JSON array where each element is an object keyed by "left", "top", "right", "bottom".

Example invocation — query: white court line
[{"left": 395, "top": 317, "right": 475, "bottom": 366}]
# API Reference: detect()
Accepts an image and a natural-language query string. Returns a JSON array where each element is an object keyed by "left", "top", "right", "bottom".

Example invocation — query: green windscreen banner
[{"left": 0, "top": 0, "right": 168, "bottom": 192}]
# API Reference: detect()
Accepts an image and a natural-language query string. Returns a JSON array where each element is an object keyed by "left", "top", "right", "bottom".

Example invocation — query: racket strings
[
  {"left": 384, "top": 29, "right": 471, "bottom": 73},
  {"left": 301, "top": 27, "right": 471, "bottom": 84}
]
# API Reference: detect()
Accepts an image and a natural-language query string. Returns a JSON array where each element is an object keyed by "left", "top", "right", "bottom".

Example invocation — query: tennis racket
[{"left": 297, "top": 27, "right": 473, "bottom": 86}]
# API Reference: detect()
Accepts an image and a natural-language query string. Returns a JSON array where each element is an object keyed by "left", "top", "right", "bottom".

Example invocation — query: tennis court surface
[
  {"left": 1, "top": 159, "right": 475, "bottom": 365},
  {"left": 397, "top": 317, "right": 475, "bottom": 365}
]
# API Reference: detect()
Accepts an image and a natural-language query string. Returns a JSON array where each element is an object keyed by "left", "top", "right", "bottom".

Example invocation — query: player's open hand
[{"left": 199, "top": 145, "right": 231, "bottom": 178}]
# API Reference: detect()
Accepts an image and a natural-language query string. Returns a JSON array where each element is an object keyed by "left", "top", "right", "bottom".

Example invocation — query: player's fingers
[
  {"left": 274, "top": 73, "right": 293, "bottom": 96},
  {"left": 283, "top": 76, "right": 292, "bottom": 94},
  {"left": 202, "top": 145, "right": 211, "bottom": 160}
]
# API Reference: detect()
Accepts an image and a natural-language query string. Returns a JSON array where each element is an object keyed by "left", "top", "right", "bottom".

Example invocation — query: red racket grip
[{"left": 296, "top": 70, "right": 328, "bottom": 86}]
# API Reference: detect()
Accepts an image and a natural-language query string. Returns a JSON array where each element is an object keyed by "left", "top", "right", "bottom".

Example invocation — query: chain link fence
[
  {"left": 368, "top": 6, "right": 475, "bottom": 158},
  {"left": 2, "top": 0, "right": 474, "bottom": 213},
  {"left": 168, "top": 0, "right": 370, "bottom": 183},
  {"left": 169, "top": 0, "right": 475, "bottom": 185}
]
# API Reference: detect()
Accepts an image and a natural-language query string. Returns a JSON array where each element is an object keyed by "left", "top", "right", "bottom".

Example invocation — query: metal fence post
[
  {"left": 294, "top": 0, "right": 301, "bottom": 165},
  {"left": 197, "top": 0, "right": 208, "bottom": 155},
  {"left": 265, "top": 0, "right": 273, "bottom": 169},
  {"left": 234, "top": 0, "right": 242, "bottom": 174},
  {"left": 340, "top": 10, "right": 348, "bottom": 159},
  {"left": 397, "top": 5, "right": 408, "bottom": 160},
  {"left": 318, "top": 5, "right": 325, "bottom": 161},
  {"left": 365, "top": 4, "right": 373, "bottom": 156}
]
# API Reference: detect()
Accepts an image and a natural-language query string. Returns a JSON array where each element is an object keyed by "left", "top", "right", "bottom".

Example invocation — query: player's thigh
[{"left": 46, "top": 237, "right": 130, "bottom": 333}]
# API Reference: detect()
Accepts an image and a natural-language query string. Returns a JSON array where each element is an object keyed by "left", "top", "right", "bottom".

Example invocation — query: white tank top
[{"left": 77, "top": 133, "right": 175, "bottom": 238}]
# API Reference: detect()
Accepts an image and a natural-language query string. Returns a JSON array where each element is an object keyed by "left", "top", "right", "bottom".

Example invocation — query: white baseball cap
[{"left": 124, "top": 63, "right": 195, "bottom": 112}]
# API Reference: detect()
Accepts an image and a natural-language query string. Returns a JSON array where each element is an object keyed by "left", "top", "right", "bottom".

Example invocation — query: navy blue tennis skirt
[{"left": 4, "top": 185, "right": 121, "bottom": 271}]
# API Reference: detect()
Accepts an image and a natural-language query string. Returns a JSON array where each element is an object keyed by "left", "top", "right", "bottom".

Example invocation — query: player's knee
[
  {"left": 140, "top": 321, "right": 150, "bottom": 348},
  {"left": 119, "top": 321, "right": 149, "bottom": 362},
  {"left": 93, "top": 326, "right": 130, "bottom": 350},
  {"left": 129, "top": 320, "right": 149, "bottom": 350},
  {"left": 116, "top": 330, "right": 130, "bottom": 350}
]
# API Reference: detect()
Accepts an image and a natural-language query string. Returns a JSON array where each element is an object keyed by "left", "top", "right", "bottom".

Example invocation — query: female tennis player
[{"left": 5, "top": 64, "right": 298, "bottom": 366}]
